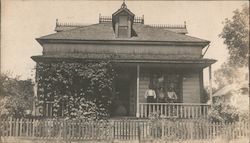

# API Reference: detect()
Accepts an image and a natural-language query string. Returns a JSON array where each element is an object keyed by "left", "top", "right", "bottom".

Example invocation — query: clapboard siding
[
  {"left": 139, "top": 76, "right": 150, "bottom": 103},
  {"left": 42, "top": 43, "right": 202, "bottom": 59},
  {"left": 182, "top": 72, "right": 200, "bottom": 103}
]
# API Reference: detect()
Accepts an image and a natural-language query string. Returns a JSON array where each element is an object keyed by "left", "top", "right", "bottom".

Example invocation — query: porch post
[
  {"left": 209, "top": 65, "right": 212, "bottom": 102},
  {"left": 136, "top": 64, "right": 140, "bottom": 117}
]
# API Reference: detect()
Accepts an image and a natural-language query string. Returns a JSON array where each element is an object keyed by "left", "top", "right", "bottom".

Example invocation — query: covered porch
[
  {"left": 40, "top": 59, "right": 216, "bottom": 119},
  {"left": 111, "top": 59, "right": 215, "bottom": 119}
]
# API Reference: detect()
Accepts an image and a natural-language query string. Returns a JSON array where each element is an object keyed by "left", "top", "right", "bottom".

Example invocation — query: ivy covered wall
[{"left": 36, "top": 60, "right": 115, "bottom": 120}]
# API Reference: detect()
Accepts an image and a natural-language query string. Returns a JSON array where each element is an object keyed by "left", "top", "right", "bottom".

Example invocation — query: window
[
  {"left": 118, "top": 26, "right": 128, "bottom": 37},
  {"left": 149, "top": 73, "right": 182, "bottom": 103},
  {"left": 119, "top": 16, "right": 128, "bottom": 26}
]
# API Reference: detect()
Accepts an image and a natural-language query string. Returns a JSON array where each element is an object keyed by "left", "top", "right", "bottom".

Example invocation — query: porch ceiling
[{"left": 112, "top": 59, "right": 216, "bottom": 68}]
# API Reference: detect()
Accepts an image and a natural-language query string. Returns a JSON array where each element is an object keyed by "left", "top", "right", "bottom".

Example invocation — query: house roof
[
  {"left": 54, "top": 23, "right": 188, "bottom": 34},
  {"left": 38, "top": 23, "right": 209, "bottom": 45},
  {"left": 213, "top": 81, "right": 249, "bottom": 97}
]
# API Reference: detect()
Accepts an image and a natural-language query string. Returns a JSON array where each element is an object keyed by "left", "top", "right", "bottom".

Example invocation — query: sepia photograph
[{"left": 0, "top": 0, "right": 249, "bottom": 143}]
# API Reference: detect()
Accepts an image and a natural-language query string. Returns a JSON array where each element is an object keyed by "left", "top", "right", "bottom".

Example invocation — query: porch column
[
  {"left": 209, "top": 65, "right": 212, "bottom": 102},
  {"left": 136, "top": 64, "right": 140, "bottom": 117}
]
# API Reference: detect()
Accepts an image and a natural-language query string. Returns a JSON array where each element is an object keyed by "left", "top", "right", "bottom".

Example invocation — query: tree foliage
[
  {"left": 36, "top": 60, "right": 115, "bottom": 120},
  {"left": 214, "top": 63, "right": 247, "bottom": 89},
  {"left": 212, "top": 4, "right": 249, "bottom": 122},
  {"left": 219, "top": 4, "right": 249, "bottom": 67},
  {"left": 215, "top": 4, "right": 249, "bottom": 88},
  {"left": 0, "top": 73, "right": 34, "bottom": 118}
]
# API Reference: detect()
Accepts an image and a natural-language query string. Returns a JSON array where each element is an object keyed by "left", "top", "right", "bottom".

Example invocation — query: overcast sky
[{"left": 1, "top": 0, "right": 248, "bottom": 86}]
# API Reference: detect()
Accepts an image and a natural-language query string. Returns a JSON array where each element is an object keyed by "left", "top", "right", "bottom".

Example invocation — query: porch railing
[{"left": 139, "top": 103, "right": 210, "bottom": 119}]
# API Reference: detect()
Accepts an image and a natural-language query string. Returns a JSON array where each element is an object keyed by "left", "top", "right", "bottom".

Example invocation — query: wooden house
[{"left": 32, "top": 2, "right": 216, "bottom": 119}]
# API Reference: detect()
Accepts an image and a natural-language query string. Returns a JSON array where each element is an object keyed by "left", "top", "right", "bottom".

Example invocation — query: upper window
[
  {"left": 118, "top": 26, "right": 128, "bottom": 38},
  {"left": 119, "top": 16, "right": 128, "bottom": 26}
]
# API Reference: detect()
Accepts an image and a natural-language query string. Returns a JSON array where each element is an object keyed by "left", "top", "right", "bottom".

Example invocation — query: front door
[{"left": 112, "top": 75, "right": 130, "bottom": 117}]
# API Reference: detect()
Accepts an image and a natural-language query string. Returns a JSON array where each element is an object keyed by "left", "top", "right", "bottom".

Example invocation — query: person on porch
[
  {"left": 112, "top": 96, "right": 127, "bottom": 116},
  {"left": 167, "top": 87, "right": 178, "bottom": 103},
  {"left": 145, "top": 85, "right": 156, "bottom": 117},
  {"left": 144, "top": 85, "right": 157, "bottom": 103},
  {"left": 166, "top": 87, "right": 178, "bottom": 116},
  {"left": 158, "top": 87, "right": 165, "bottom": 103}
]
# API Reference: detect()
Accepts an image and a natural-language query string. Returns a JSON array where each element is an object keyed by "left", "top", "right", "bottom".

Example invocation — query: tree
[
  {"left": 211, "top": 4, "right": 249, "bottom": 122},
  {"left": 219, "top": 4, "right": 249, "bottom": 67},
  {"left": 0, "top": 73, "right": 34, "bottom": 118},
  {"left": 215, "top": 4, "right": 249, "bottom": 88}
]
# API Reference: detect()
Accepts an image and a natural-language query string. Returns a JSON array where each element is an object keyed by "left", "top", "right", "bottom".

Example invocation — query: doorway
[{"left": 111, "top": 75, "right": 130, "bottom": 117}]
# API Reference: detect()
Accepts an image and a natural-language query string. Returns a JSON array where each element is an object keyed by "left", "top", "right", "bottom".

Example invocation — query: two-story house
[{"left": 32, "top": 2, "right": 216, "bottom": 118}]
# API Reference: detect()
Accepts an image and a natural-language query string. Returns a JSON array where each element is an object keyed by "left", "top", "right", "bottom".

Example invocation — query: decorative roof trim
[
  {"left": 148, "top": 23, "right": 186, "bottom": 29},
  {"left": 99, "top": 14, "right": 144, "bottom": 24},
  {"left": 112, "top": 2, "right": 135, "bottom": 17}
]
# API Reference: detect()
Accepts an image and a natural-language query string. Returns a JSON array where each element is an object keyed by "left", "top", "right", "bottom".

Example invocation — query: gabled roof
[
  {"left": 213, "top": 81, "right": 249, "bottom": 97},
  {"left": 112, "top": 2, "right": 135, "bottom": 17},
  {"left": 38, "top": 23, "right": 209, "bottom": 45}
]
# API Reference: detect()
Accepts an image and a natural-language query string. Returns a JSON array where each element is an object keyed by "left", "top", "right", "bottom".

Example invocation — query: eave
[
  {"left": 31, "top": 55, "right": 216, "bottom": 69},
  {"left": 36, "top": 38, "right": 210, "bottom": 47}
]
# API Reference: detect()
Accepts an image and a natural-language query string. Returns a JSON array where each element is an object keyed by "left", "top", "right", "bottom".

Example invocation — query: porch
[
  {"left": 34, "top": 60, "right": 215, "bottom": 119},
  {"left": 110, "top": 61, "right": 214, "bottom": 119}
]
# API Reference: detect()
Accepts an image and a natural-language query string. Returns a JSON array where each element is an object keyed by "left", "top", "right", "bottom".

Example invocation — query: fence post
[
  {"left": 190, "top": 121, "right": 193, "bottom": 140},
  {"left": 59, "top": 119, "right": 62, "bottom": 139},
  {"left": 0, "top": 117, "right": 2, "bottom": 138},
  {"left": 108, "top": 120, "right": 113, "bottom": 141},
  {"left": 26, "top": 119, "right": 29, "bottom": 137},
  {"left": 161, "top": 120, "right": 164, "bottom": 139},
  {"left": 138, "top": 122, "right": 141, "bottom": 142},
  {"left": 32, "top": 119, "right": 35, "bottom": 138},
  {"left": 16, "top": 118, "right": 20, "bottom": 137},
  {"left": 9, "top": 117, "right": 12, "bottom": 136}
]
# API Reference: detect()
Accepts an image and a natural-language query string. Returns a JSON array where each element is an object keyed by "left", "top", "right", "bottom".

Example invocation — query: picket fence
[{"left": 0, "top": 118, "right": 249, "bottom": 142}]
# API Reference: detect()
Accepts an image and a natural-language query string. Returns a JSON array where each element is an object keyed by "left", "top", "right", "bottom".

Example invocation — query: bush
[{"left": 0, "top": 73, "right": 34, "bottom": 118}]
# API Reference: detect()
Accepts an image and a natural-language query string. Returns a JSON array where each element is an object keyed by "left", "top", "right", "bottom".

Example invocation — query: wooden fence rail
[{"left": 0, "top": 118, "right": 249, "bottom": 141}]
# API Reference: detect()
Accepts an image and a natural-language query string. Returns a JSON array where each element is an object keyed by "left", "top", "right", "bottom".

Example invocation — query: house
[
  {"left": 213, "top": 81, "right": 249, "bottom": 113},
  {"left": 32, "top": 2, "right": 216, "bottom": 118}
]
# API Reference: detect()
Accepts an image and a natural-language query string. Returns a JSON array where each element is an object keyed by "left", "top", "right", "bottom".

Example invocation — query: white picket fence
[{"left": 0, "top": 118, "right": 249, "bottom": 142}]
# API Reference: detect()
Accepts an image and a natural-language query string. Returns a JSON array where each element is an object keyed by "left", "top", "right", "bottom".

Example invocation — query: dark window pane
[
  {"left": 119, "top": 16, "right": 128, "bottom": 26},
  {"left": 118, "top": 26, "right": 128, "bottom": 37}
]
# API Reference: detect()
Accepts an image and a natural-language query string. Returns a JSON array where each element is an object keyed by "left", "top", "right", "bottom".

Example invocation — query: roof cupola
[{"left": 112, "top": 2, "right": 135, "bottom": 38}]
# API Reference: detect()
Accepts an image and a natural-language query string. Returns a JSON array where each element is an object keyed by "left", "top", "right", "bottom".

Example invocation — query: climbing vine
[{"left": 36, "top": 60, "right": 115, "bottom": 120}]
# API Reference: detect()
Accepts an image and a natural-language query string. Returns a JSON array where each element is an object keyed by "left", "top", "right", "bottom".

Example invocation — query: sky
[{"left": 1, "top": 0, "right": 248, "bottom": 86}]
